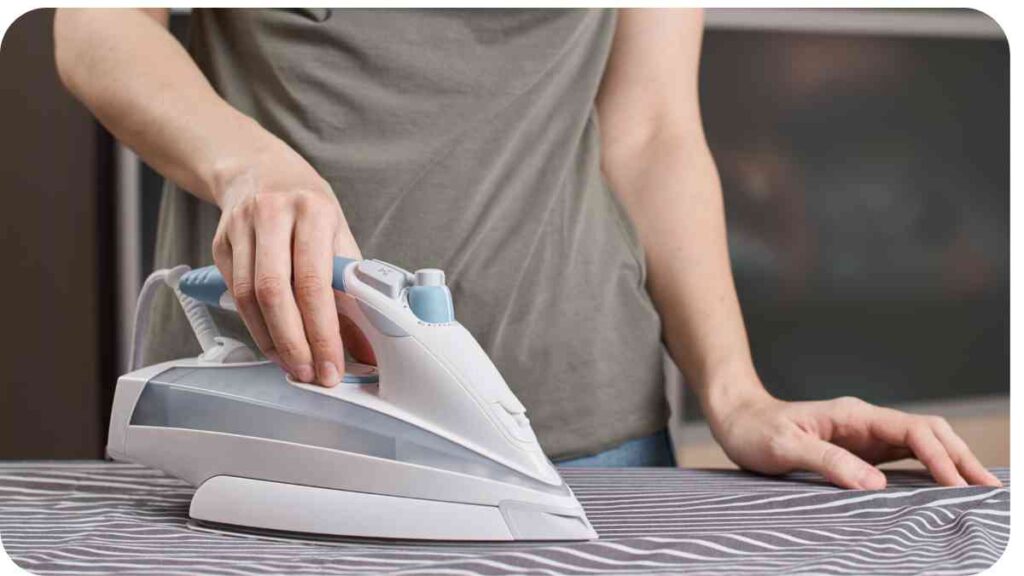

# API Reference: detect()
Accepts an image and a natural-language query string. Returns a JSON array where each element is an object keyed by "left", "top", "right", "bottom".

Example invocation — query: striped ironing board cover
[{"left": 0, "top": 462, "right": 1009, "bottom": 575}]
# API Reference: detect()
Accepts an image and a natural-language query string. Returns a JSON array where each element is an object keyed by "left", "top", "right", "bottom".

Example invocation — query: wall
[{"left": 0, "top": 9, "right": 113, "bottom": 458}]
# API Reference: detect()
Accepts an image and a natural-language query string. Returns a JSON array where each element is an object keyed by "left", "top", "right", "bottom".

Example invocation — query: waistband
[{"left": 556, "top": 430, "right": 676, "bottom": 467}]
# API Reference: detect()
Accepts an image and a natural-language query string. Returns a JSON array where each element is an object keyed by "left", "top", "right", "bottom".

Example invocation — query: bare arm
[
  {"left": 598, "top": 9, "right": 758, "bottom": 420},
  {"left": 56, "top": 8, "right": 253, "bottom": 202},
  {"left": 597, "top": 9, "right": 998, "bottom": 488},
  {"left": 55, "top": 9, "right": 364, "bottom": 386}
]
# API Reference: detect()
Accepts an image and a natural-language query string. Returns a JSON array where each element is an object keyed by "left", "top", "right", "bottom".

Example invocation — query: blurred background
[{"left": 0, "top": 9, "right": 1009, "bottom": 466}]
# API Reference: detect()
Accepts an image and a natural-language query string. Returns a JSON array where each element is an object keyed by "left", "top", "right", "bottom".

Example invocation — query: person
[{"left": 55, "top": 7, "right": 1000, "bottom": 488}]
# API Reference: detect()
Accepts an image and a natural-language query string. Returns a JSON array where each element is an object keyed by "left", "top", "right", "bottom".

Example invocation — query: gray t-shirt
[{"left": 145, "top": 8, "right": 668, "bottom": 460}]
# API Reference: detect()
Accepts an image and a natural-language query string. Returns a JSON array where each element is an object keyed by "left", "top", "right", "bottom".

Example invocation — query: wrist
[
  {"left": 197, "top": 114, "right": 281, "bottom": 208},
  {"left": 693, "top": 359, "right": 772, "bottom": 430}
]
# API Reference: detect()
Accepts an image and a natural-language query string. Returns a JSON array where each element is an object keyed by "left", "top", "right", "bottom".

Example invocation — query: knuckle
[
  {"left": 908, "top": 430, "right": 940, "bottom": 460},
  {"left": 911, "top": 416, "right": 932, "bottom": 432},
  {"left": 230, "top": 199, "right": 252, "bottom": 220},
  {"left": 225, "top": 198, "right": 254, "bottom": 225},
  {"left": 298, "top": 196, "right": 339, "bottom": 226},
  {"left": 232, "top": 279, "right": 256, "bottom": 306},
  {"left": 273, "top": 339, "right": 303, "bottom": 361},
  {"left": 232, "top": 276, "right": 255, "bottom": 296},
  {"left": 293, "top": 190, "right": 319, "bottom": 212},
  {"left": 307, "top": 333, "right": 338, "bottom": 355},
  {"left": 907, "top": 424, "right": 927, "bottom": 439},
  {"left": 254, "top": 275, "right": 288, "bottom": 304},
  {"left": 293, "top": 271, "right": 327, "bottom": 298},
  {"left": 835, "top": 396, "right": 864, "bottom": 411},
  {"left": 252, "top": 192, "right": 288, "bottom": 221}
]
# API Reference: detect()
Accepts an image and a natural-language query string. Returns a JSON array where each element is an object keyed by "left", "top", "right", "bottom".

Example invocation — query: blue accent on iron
[
  {"left": 342, "top": 372, "right": 380, "bottom": 384},
  {"left": 179, "top": 266, "right": 228, "bottom": 306},
  {"left": 181, "top": 257, "right": 354, "bottom": 306},
  {"left": 332, "top": 256, "right": 358, "bottom": 292},
  {"left": 408, "top": 285, "right": 455, "bottom": 323}
]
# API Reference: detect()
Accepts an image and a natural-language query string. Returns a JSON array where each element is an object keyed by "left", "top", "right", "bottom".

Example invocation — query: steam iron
[{"left": 107, "top": 256, "right": 597, "bottom": 541}]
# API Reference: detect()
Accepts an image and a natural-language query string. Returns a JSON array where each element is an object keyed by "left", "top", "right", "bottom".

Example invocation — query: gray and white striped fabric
[{"left": 0, "top": 462, "right": 1009, "bottom": 575}]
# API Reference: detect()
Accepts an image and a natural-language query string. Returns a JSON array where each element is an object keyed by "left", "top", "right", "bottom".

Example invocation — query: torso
[{"left": 148, "top": 8, "right": 667, "bottom": 459}]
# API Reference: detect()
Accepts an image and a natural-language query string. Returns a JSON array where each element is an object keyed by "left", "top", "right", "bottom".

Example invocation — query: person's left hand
[{"left": 709, "top": 390, "right": 1002, "bottom": 490}]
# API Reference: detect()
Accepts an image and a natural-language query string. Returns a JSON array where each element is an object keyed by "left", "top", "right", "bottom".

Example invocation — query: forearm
[
  {"left": 54, "top": 8, "right": 277, "bottom": 205},
  {"left": 56, "top": 9, "right": 361, "bottom": 387},
  {"left": 603, "top": 134, "right": 768, "bottom": 424}
]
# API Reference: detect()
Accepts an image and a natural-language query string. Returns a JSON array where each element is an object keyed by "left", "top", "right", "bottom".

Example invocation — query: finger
[
  {"left": 822, "top": 397, "right": 911, "bottom": 465},
  {"left": 909, "top": 426, "right": 967, "bottom": 487},
  {"left": 793, "top": 436, "right": 887, "bottom": 490},
  {"left": 253, "top": 200, "right": 315, "bottom": 382},
  {"left": 900, "top": 419, "right": 967, "bottom": 487},
  {"left": 929, "top": 417, "right": 1002, "bottom": 487},
  {"left": 211, "top": 229, "right": 235, "bottom": 310},
  {"left": 868, "top": 407, "right": 968, "bottom": 487},
  {"left": 227, "top": 222, "right": 276, "bottom": 365},
  {"left": 293, "top": 206, "right": 344, "bottom": 387},
  {"left": 212, "top": 226, "right": 234, "bottom": 288}
]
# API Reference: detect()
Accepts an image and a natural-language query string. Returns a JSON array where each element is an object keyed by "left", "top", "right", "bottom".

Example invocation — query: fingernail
[
  {"left": 265, "top": 350, "right": 280, "bottom": 364},
  {"left": 295, "top": 364, "right": 315, "bottom": 382},
  {"left": 318, "top": 361, "right": 340, "bottom": 387}
]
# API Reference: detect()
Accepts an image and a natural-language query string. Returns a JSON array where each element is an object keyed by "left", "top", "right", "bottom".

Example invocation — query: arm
[
  {"left": 55, "top": 9, "right": 368, "bottom": 386},
  {"left": 597, "top": 9, "right": 999, "bottom": 488},
  {"left": 597, "top": 9, "right": 758, "bottom": 418}
]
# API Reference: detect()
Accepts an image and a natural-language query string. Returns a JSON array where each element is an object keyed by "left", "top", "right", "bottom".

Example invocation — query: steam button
[
  {"left": 356, "top": 260, "right": 407, "bottom": 299},
  {"left": 414, "top": 269, "right": 445, "bottom": 287},
  {"left": 409, "top": 269, "right": 454, "bottom": 323}
]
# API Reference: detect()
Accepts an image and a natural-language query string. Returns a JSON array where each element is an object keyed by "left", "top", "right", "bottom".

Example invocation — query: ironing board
[{"left": 0, "top": 462, "right": 1009, "bottom": 575}]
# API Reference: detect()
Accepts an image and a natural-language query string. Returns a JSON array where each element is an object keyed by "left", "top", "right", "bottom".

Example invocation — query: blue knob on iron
[
  {"left": 178, "top": 266, "right": 229, "bottom": 306},
  {"left": 408, "top": 269, "right": 454, "bottom": 323},
  {"left": 332, "top": 255, "right": 358, "bottom": 292}
]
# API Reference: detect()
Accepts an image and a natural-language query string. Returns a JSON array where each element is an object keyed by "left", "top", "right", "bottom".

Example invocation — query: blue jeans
[{"left": 557, "top": 430, "right": 676, "bottom": 467}]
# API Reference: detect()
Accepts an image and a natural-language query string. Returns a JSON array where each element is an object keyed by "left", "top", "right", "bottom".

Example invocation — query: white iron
[{"left": 107, "top": 256, "right": 597, "bottom": 541}]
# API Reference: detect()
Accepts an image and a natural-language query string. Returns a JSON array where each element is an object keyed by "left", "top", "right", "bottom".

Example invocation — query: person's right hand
[{"left": 210, "top": 138, "right": 362, "bottom": 387}]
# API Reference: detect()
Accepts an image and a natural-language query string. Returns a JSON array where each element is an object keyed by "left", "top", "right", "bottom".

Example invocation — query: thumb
[{"left": 790, "top": 436, "right": 887, "bottom": 490}]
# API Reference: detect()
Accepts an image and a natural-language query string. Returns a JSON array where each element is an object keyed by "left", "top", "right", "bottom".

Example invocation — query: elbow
[{"left": 600, "top": 117, "right": 715, "bottom": 188}]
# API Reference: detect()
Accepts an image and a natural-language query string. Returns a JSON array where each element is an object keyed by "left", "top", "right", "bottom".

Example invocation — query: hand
[
  {"left": 210, "top": 138, "right": 366, "bottom": 387},
  {"left": 709, "top": 389, "right": 1002, "bottom": 490}
]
